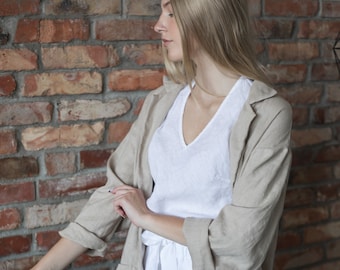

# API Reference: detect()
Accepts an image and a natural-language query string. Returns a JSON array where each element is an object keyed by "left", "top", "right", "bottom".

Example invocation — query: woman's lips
[{"left": 162, "top": 39, "right": 172, "bottom": 47}]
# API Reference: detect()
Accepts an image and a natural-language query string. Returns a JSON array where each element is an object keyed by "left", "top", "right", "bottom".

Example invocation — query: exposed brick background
[{"left": 0, "top": 0, "right": 339, "bottom": 269}]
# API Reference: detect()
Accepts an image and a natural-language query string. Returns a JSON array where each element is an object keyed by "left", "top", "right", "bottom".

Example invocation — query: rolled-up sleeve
[{"left": 59, "top": 89, "right": 158, "bottom": 256}]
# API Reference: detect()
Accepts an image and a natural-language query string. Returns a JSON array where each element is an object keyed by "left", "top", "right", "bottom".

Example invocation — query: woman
[{"left": 32, "top": 0, "right": 292, "bottom": 269}]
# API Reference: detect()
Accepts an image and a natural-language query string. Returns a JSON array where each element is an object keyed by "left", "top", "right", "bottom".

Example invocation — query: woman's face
[{"left": 154, "top": 0, "right": 183, "bottom": 62}]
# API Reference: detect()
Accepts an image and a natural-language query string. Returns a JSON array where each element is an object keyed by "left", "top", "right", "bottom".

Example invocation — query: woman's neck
[{"left": 193, "top": 52, "right": 240, "bottom": 98}]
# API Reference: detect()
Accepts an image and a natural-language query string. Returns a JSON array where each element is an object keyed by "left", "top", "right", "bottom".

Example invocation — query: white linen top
[{"left": 142, "top": 77, "right": 252, "bottom": 270}]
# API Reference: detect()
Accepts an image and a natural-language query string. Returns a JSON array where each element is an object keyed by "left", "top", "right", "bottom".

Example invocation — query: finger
[
  {"left": 110, "top": 185, "right": 134, "bottom": 194},
  {"left": 114, "top": 204, "right": 127, "bottom": 218}
]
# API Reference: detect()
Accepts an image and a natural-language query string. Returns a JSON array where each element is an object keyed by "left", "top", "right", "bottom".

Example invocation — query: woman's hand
[
  {"left": 110, "top": 185, "right": 187, "bottom": 245},
  {"left": 110, "top": 185, "right": 151, "bottom": 228}
]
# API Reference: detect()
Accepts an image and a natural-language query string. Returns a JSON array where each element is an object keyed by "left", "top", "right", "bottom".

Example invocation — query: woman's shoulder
[{"left": 250, "top": 80, "right": 292, "bottom": 114}]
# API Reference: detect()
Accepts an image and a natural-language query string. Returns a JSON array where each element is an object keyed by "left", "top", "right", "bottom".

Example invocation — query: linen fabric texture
[{"left": 60, "top": 76, "right": 292, "bottom": 270}]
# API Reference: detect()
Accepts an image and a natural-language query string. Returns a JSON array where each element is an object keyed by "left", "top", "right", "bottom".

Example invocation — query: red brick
[
  {"left": 330, "top": 201, "right": 340, "bottom": 219},
  {"left": 255, "top": 41, "right": 265, "bottom": 55},
  {"left": 126, "top": 0, "right": 161, "bottom": 16},
  {"left": 321, "top": 40, "right": 339, "bottom": 61},
  {"left": 14, "top": 19, "right": 40, "bottom": 43},
  {"left": 24, "top": 199, "right": 87, "bottom": 228},
  {"left": 58, "top": 99, "right": 131, "bottom": 121},
  {"left": 45, "top": 152, "right": 76, "bottom": 176},
  {"left": 335, "top": 162, "right": 340, "bottom": 179},
  {"left": 0, "top": 49, "right": 37, "bottom": 71},
  {"left": 45, "top": 0, "right": 121, "bottom": 15},
  {"left": 0, "top": 157, "right": 39, "bottom": 180},
  {"left": 312, "top": 63, "right": 340, "bottom": 81},
  {"left": 281, "top": 207, "right": 328, "bottom": 229},
  {"left": 122, "top": 43, "right": 163, "bottom": 65},
  {"left": 0, "top": 235, "right": 31, "bottom": 256},
  {"left": 315, "top": 145, "right": 340, "bottom": 163},
  {"left": 327, "top": 84, "right": 340, "bottom": 102},
  {"left": 40, "top": 19, "right": 90, "bottom": 43},
  {"left": 290, "top": 165, "right": 333, "bottom": 185},
  {"left": 108, "top": 69, "right": 164, "bottom": 91},
  {"left": 80, "top": 149, "right": 113, "bottom": 169},
  {"left": 0, "top": 130, "right": 17, "bottom": 155},
  {"left": 0, "top": 208, "right": 21, "bottom": 231},
  {"left": 284, "top": 188, "right": 315, "bottom": 207},
  {"left": 268, "top": 42, "right": 319, "bottom": 61},
  {"left": 291, "top": 148, "right": 315, "bottom": 167},
  {"left": 268, "top": 64, "right": 307, "bottom": 84},
  {"left": 96, "top": 19, "right": 159, "bottom": 41},
  {"left": 255, "top": 19, "right": 294, "bottom": 39},
  {"left": 298, "top": 20, "right": 340, "bottom": 39},
  {"left": 323, "top": 1, "right": 340, "bottom": 17},
  {"left": 0, "top": 75, "right": 16, "bottom": 96},
  {"left": 108, "top": 121, "right": 133, "bottom": 143},
  {"left": 15, "top": 18, "right": 90, "bottom": 44},
  {"left": 291, "top": 128, "right": 332, "bottom": 148},
  {"left": 265, "top": 0, "right": 319, "bottom": 16},
  {"left": 304, "top": 221, "right": 340, "bottom": 243},
  {"left": 42, "top": 45, "right": 120, "bottom": 69},
  {"left": 274, "top": 247, "right": 324, "bottom": 270},
  {"left": 0, "top": 102, "right": 52, "bottom": 126},
  {"left": 306, "top": 261, "right": 340, "bottom": 270},
  {"left": 276, "top": 84, "right": 322, "bottom": 105},
  {"left": 23, "top": 71, "right": 102, "bottom": 96},
  {"left": 0, "top": 182, "right": 35, "bottom": 205},
  {"left": 0, "top": 0, "right": 40, "bottom": 16},
  {"left": 36, "top": 231, "right": 60, "bottom": 250},
  {"left": 276, "top": 231, "right": 302, "bottom": 250},
  {"left": 326, "top": 239, "right": 340, "bottom": 259},
  {"left": 316, "top": 183, "right": 340, "bottom": 202},
  {"left": 39, "top": 172, "right": 106, "bottom": 199},
  {"left": 0, "top": 256, "right": 41, "bottom": 270},
  {"left": 292, "top": 107, "right": 308, "bottom": 126},
  {"left": 314, "top": 107, "right": 340, "bottom": 124},
  {"left": 21, "top": 122, "right": 104, "bottom": 151}
]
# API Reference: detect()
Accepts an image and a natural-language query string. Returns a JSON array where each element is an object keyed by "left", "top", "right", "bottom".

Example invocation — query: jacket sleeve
[
  {"left": 59, "top": 90, "right": 157, "bottom": 257},
  {"left": 183, "top": 97, "right": 292, "bottom": 269}
]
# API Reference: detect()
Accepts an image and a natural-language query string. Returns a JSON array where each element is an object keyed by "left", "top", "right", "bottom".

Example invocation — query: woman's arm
[
  {"left": 111, "top": 185, "right": 186, "bottom": 245},
  {"left": 31, "top": 238, "right": 87, "bottom": 270}
]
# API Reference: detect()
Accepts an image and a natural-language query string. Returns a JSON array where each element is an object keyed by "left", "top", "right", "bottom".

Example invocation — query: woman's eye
[{"left": 168, "top": 13, "right": 174, "bottom": 17}]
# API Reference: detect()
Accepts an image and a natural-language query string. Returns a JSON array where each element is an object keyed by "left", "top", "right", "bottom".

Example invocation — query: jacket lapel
[{"left": 229, "top": 80, "right": 277, "bottom": 186}]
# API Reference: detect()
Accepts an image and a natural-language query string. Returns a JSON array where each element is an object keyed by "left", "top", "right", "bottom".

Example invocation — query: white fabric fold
[{"left": 142, "top": 231, "right": 192, "bottom": 270}]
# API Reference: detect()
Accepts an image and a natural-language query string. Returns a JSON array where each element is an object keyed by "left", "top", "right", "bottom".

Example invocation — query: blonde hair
[{"left": 164, "top": 0, "right": 269, "bottom": 85}]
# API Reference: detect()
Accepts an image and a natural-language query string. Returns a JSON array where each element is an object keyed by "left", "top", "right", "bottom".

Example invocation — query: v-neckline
[
  {"left": 179, "top": 87, "right": 227, "bottom": 148},
  {"left": 179, "top": 77, "right": 243, "bottom": 148}
]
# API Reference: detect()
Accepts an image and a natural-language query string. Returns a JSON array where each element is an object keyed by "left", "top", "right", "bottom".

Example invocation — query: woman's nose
[{"left": 154, "top": 17, "right": 166, "bottom": 33}]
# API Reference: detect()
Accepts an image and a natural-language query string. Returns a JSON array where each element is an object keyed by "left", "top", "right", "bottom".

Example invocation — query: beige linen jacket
[{"left": 60, "top": 77, "right": 292, "bottom": 270}]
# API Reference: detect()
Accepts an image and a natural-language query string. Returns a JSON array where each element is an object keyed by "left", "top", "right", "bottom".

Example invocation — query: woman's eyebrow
[{"left": 163, "top": 1, "right": 171, "bottom": 8}]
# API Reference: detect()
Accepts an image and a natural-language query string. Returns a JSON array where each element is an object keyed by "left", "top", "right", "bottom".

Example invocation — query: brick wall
[{"left": 0, "top": 0, "right": 339, "bottom": 269}]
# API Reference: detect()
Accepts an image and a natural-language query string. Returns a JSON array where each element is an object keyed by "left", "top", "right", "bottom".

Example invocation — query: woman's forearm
[
  {"left": 141, "top": 212, "right": 187, "bottom": 245},
  {"left": 31, "top": 237, "right": 87, "bottom": 270}
]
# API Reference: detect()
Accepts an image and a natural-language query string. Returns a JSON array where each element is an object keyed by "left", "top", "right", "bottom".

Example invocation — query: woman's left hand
[{"left": 110, "top": 185, "right": 151, "bottom": 228}]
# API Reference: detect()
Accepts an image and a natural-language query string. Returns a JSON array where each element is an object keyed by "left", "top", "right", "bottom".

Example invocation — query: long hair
[{"left": 164, "top": 0, "right": 270, "bottom": 85}]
